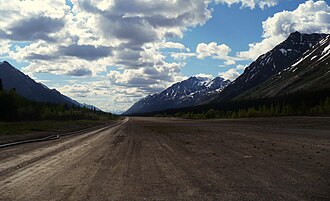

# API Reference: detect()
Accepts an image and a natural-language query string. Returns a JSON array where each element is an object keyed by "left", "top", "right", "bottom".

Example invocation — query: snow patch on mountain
[
  {"left": 310, "top": 55, "right": 317, "bottom": 61},
  {"left": 322, "top": 43, "right": 330, "bottom": 55},
  {"left": 279, "top": 48, "right": 287, "bottom": 55}
]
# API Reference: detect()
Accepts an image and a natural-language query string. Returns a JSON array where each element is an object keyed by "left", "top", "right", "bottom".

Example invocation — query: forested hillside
[
  {"left": 0, "top": 81, "right": 115, "bottom": 122},
  {"left": 152, "top": 89, "right": 330, "bottom": 119}
]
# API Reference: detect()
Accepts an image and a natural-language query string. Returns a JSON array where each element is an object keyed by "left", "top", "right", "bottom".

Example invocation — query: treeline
[
  {"left": 154, "top": 88, "right": 330, "bottom": 119},
  {"left": 0, "top": 89, "right": 116, "bottom": 122}
]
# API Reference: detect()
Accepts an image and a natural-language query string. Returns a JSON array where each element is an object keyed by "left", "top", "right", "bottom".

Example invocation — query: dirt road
[{"left": 0, "top": 117, "right": 329, "bottom": 201}]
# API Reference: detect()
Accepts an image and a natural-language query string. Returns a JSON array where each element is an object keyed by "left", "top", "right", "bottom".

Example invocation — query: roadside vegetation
[{"left": 154, "top": 88, "right": 330, "bottom": 119}]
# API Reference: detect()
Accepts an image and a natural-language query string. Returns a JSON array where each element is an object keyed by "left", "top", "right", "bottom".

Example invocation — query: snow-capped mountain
[
  {"left": 212, "top": 32, "right": 328, "bottom": 103},
  {"left": 123, "top": 76, "right": 230, "bottom": 115},
  {"left": 237, "top": 34, "right": 330, "bottom": 99},
  {"left": 0, "top": 61, "right": 94, "bottom": 108}
]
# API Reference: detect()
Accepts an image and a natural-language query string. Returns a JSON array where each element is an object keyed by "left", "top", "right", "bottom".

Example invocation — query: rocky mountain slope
[{"left": 212, "top": 32, "right": 328, "bottom": 103}]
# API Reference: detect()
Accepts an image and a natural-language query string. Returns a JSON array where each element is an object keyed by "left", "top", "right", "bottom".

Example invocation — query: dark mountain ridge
[
  {"left": 0, "top": 61, "right": 91, "bottom": 108},
  {"left": 237, "top": 34, "right": 330, "bottom": 100}
]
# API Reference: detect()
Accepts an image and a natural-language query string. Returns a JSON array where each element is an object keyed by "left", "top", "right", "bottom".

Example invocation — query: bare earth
[{"left": 0, "top": 117, "right": 329, "bottom": 201}]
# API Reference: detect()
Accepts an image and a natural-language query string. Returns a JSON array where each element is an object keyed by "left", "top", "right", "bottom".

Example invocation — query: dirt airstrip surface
[{"left": 0, "top": 117, "right": 329, "bottom": 201}]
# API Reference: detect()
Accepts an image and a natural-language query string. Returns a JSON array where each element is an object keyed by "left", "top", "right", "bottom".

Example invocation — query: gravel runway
[{"left": 0, "top": 117, "right": 329, "bottom": 201}]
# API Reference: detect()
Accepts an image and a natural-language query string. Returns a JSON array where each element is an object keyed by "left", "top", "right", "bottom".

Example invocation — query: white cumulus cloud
[
  {"left": 224, "top": 60, "right": 236, "bottom": 65},
  {"left": 219, "top": 68, "right": 240, "bottom": 81},
  {"left": 196, "top": 42, "right": 231, "bottom": 59}
]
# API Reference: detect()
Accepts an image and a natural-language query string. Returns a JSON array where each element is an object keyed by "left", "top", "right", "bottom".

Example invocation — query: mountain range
[
  {"left": 124, "top": 32, "right": 330, "bottom": 115},
  {"left": 123, "top": 76, "right": 230, "bottom": 115},
  {"left": 0, "top": 61, "right": 94, "bottom": 109}
]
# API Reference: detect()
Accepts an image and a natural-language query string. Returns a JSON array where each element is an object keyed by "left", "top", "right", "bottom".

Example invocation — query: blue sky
[{"left": 0, "top": 0, "right": 330, "bottom": 113}]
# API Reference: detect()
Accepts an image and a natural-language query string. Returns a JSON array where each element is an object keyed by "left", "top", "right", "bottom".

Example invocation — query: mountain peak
[
  {"left": 190, "top": 76, "right": 211, "bottom": 84},
  {"left": 0, "top": 61, "right": 12, "bottom": 67},
  {"left": 188, "top": 76, "right": 210, "bottom": 82},
  {"left": 211, "top": 76, "right": 225, "bottom": 82},
  {"left": 289, "top": 31, "right": 301, "bottom": 37}
]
